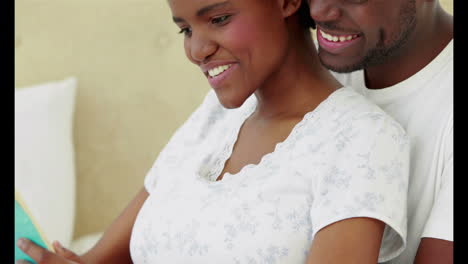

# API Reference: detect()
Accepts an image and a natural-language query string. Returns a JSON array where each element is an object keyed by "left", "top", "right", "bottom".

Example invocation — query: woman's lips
[
  {"left": 205, "top": 63, "right": 238, "bottom": 89},
  {"left": 316, "top": 28, "right": 362, "bottom": 54}
]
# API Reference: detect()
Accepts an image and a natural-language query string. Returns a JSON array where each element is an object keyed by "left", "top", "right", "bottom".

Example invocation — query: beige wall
[
  {"left": 442, "top": 0, "right": 453, "bottom": 15},
  {"left": 15, "top": 0, "right": 210, "bottom": 239},
  {"left": 15, "top": 0, "right": 453, "bottom": 239}
]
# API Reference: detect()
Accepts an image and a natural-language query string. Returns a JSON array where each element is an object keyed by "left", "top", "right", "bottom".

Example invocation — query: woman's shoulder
[
  {"left": 297, "top": 86, "right": 408, "bottom": 146},
  {"left": 327, "top": 86, "right": 406, "bottom": 132},
  {"left": 180, "top": 89, "right": 227, "bottom": 129},
  {"left": 329, "top": 86, "right": 388, "bottom": 116},
  {"left": 170, "top": 89, "right": 256, "bottom": 144},
  {"left": 191, "top": 89, "right": 256, "bottom": 128}
]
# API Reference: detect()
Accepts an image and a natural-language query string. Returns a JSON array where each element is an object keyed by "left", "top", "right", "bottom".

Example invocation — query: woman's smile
[
  {"left": 169, "top": 0, "right": 293, "bottom": 108},
  {"left": 201, "top": 61, "right": 239, "bottom": 89}
]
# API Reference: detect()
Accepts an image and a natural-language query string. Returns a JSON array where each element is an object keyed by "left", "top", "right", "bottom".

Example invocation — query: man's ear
[{"left": 278, "top": 0, "right": 303, "bottom": 18}]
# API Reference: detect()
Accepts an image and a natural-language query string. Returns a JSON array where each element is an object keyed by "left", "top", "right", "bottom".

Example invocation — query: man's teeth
[
  {"left": 320, "top": 30, "right": 358, "bottom": 43},
  {"left": 208, "top": 64, "right": 232, "bottom": 78}
]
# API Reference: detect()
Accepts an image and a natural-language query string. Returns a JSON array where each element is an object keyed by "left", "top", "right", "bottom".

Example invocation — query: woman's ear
[{"left": 278, "top": 0, "right": 303, "bottom": 18}]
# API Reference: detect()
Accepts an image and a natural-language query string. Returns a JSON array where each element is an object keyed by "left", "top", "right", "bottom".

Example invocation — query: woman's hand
[
  {"left": 16, "top": 187, "right": 149, "bottom": 264},
  {"left": 16, "top": 238, "right": 84, "bottom": 264}
]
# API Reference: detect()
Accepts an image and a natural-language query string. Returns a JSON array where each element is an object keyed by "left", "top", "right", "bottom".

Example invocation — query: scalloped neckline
[{"left": 200, "top": 87, "right": 347, "bottom": 184}]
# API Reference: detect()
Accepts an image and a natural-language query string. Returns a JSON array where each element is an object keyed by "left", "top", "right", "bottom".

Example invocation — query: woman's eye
[
  {"left": 178, "top": 27, "right": 192, "bottom": 37},
  {"left": 211, "top": 15, "right": 231, "bottom": 25}
]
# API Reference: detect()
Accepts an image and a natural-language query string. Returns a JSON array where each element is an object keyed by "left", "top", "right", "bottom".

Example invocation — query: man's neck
[{"left": 364, "top": 6, "right": 453, "bottom": 89}]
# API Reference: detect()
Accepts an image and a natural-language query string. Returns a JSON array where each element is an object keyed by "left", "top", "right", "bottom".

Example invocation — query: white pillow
[{"left": 15, "top": 77, "right": 77, "bottom": 248}]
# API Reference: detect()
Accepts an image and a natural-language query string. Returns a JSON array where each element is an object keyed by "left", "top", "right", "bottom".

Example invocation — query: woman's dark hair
[{"left": 298, "top": 1, "right": 316, "bottom": 29}]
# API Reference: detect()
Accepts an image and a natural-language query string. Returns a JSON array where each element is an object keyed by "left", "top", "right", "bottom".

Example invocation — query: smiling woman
[
  {"left": 16, "top": 0, "right": 411, "bottom": 264},
  {"left": 169, "top": 0, "right": 316, "bottom": 109}
]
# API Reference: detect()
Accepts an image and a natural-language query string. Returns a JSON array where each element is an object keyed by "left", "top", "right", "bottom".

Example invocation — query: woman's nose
[{"left": 187, "top": 32, "right": 218, "bottom": 64}]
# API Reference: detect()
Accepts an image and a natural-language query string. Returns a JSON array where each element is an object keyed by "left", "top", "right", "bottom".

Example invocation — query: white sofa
[{"left": 15, "top": 77, "right": 103, "bottom": 255}]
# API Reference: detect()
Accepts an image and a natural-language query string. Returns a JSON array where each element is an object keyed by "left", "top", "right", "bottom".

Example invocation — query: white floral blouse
[{"left": 129, "top": 86, "right": 410, "bottom": 264}]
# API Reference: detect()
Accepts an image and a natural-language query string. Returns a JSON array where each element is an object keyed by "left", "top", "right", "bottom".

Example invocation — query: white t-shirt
[
  {"left": 130, "top": 87, "right": 410, "bottom": 264},
  {"left": 331, "top": 40, "right": 453, "bottom": 264}
]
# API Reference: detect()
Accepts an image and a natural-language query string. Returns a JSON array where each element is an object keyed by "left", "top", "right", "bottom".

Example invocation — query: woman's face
[{"left": 169, "top": 0, "right": 290, "bottom": 108}]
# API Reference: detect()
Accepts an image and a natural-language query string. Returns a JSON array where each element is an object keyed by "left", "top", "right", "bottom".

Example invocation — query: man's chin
[
  {"left": 318, "top": 55, "right": 365, "bottom": 73},
  {"left": 320, "top": 60, "right": 364, "bottom": 73}
]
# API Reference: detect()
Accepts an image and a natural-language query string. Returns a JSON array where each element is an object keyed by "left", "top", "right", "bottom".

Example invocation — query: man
[{"left": 307, "top": 0, "right": 453, "bottom": 263}]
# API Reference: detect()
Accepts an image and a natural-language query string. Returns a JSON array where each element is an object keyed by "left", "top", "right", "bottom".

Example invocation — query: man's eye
[
  {"left": 211, "top": 15, "right": 231, "bottom": 25},
  {"left": 178, "top": 27, "right": 192, "bottom": 37}
]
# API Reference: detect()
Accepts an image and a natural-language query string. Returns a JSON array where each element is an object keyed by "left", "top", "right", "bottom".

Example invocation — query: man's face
[{"left": 308, "top": 0, "right": 417, "bottom": 73}]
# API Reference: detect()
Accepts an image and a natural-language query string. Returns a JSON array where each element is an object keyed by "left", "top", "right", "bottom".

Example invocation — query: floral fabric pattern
[{"left": 130, "top": 87, "right": 410, "bottom": 263}]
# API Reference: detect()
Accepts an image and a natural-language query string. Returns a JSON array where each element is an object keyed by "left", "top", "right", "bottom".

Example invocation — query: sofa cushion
[{"left": 15, "top": 77, "right": 77, "bottom": 247}]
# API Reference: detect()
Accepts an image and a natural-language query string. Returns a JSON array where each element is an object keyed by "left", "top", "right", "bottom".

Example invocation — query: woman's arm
[
  {"left": 79, "top": 187, "right": 149, "bottom": 264},
  {"left": 17, "top": 187, "right": 149, "bottom": 264},
  {"left": 306, "top": 217, "right": 385, "bottom": 264}
]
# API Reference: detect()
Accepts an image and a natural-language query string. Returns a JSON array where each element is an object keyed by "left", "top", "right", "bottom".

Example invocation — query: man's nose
[{"left": 308, "top": 0, "right": 342, "bottom": 22}]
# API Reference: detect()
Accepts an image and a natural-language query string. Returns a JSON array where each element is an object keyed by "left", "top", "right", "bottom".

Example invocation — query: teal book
[{"left": 15, "top": 189, "right": 52, "bottom": 264}]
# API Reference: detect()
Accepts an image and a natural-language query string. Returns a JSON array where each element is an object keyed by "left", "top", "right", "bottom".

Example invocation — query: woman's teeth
[
  {"left": 208, "top": 64, "right": 232, "bottom": 78},
  {"left": 320, "top": 29, "right": 359, "bottom": 42}
]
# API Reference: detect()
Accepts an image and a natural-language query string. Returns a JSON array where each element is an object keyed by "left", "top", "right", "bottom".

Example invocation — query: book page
[{"left": 15, "top": 189, "right": 53, "bottom": 263}]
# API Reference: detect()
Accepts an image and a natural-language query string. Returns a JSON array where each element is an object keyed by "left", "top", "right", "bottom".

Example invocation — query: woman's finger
[
  {"left": 16, "top": 260, "right": 32, "bottom": 264},
  {"left": 53, "top": 241, "right": 83, "bottom": 263},
  {"left": 17, "top": 238, "right": 74, "bottom": 264}
]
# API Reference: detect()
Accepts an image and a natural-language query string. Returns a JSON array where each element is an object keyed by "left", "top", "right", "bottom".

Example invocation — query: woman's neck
[{"left": 253, "top": 26, "right": 341, "bottom": 121}]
